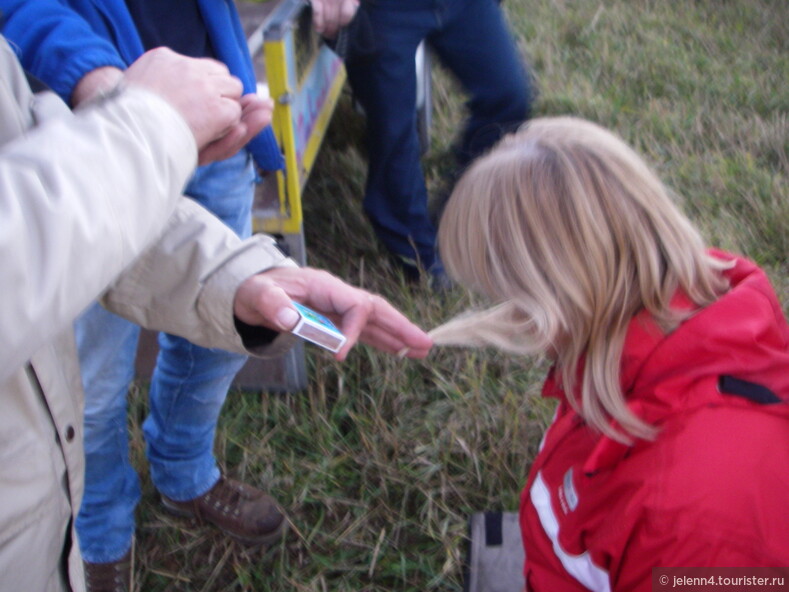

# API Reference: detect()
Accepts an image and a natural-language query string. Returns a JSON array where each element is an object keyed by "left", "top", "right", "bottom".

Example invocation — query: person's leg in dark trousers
[
  {"left": 432, "top": 0, "right": 532, "bottom": 168},
  {"left": 345, "top": 1, "right": 442, "bottom": 276},
  {"left": 428, "top": 0, "right": 532, "bottom": 218}
]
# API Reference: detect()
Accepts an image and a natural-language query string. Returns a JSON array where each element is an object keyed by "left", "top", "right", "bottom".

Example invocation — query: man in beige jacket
[{"left": 0, "top": 39, "right": 431, "bottom": 592}]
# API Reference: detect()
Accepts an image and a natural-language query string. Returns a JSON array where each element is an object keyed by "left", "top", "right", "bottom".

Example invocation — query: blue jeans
[
  {"left": 345, "top": 0, "right": 532, "bottom": 271},
  {"left": 75, "top": 151, "right": 255, "bottom": 563}
]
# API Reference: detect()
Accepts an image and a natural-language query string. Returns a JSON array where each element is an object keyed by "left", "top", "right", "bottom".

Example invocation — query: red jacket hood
[{"left": 542, "top": 250, "right": 789, "bottom": 472}]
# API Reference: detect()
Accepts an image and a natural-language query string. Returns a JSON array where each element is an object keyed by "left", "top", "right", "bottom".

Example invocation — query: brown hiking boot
[
  {"left": 83, "top": 546, "right": 133, "bottom": 592},
  {"left": 161, "top": 475, "right": 286, "bottom": 546}
]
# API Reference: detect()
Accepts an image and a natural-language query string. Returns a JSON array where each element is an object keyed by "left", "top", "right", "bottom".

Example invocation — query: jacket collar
[{"left": 542, "top": 250, "right": 789, "bottom": 473}]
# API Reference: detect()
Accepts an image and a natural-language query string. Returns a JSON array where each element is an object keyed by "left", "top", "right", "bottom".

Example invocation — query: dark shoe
[
  {"left": 428, "top": 263, "right": 454, "bottom": 293},
  {"left": 84, "top": 546, "right": 133, "bottom": 592},
  {"left": 387, "top": 252, "right": 454, "bottom": 292},
  {"left": 161, "top": 476, "right": 286, "bottom": 546}
]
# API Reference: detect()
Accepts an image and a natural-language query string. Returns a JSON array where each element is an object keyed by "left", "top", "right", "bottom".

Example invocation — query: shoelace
[{"left": 201, "top": 478, "right": 249, "bottom": 516}]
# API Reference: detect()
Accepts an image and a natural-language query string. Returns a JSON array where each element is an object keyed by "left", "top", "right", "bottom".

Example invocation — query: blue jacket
[{"left": 0, "top": 0, "right": 284, "bottom": 171}]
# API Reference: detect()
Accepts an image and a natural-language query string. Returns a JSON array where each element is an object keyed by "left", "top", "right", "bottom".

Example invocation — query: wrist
[{"left": 71, "top": 66, "right": 125, "bottom": 107}]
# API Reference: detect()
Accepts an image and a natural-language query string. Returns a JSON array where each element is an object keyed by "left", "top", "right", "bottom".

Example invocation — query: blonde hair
[{"left": 432, "top": 116, "right": 730, "bottom": 443}]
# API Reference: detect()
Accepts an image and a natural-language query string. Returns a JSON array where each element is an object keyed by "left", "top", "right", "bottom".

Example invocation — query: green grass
[{"left": 130, "top": 1, "right": 788, "bottom": 589}]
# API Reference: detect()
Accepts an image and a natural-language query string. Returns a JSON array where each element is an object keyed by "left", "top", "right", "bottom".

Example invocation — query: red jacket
[{"left": 520, "top": 251, "right": 789, "bottom": 591}]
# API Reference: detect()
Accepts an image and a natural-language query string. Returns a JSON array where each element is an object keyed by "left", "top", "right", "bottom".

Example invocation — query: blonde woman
[{"left": 432, "top": 117, "right": 789, "bottom": 591}]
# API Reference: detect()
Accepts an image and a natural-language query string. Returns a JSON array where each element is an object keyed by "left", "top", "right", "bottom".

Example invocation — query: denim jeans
[
  {"left": 75, "top": 151, "right": 255, "bottom": 563},
  {"left": 345, "top": 0, "right": 532, "bottom": 271}
]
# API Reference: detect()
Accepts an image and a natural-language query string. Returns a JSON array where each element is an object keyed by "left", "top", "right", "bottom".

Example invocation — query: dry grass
[{"left": 128, "top": 1, "right": 788, "bottom": 589}]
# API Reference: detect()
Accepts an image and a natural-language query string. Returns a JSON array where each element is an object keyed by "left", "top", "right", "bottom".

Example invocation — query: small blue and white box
[{"left": 291, "top": 301, "right": 347, "bottom": 353}]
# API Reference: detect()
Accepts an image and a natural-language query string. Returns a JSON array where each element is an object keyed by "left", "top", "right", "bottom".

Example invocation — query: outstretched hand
[{"left": 233, "top": 266, "right": 433, "bottom": 361}]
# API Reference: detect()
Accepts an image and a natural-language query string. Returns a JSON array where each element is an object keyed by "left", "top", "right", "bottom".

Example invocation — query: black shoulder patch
[{"left": 719, "top": 375, "right": 782, "bottom": 405}]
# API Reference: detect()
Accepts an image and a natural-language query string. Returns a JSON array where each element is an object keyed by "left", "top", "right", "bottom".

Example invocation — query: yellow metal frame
[{"left": 255, "top": 11, "right": 346, "bottom": 235}]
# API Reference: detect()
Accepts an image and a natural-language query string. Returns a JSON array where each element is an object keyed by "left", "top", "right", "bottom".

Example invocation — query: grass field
[{"left": 131, "top": 1, "right": 788, "bottom": 589}]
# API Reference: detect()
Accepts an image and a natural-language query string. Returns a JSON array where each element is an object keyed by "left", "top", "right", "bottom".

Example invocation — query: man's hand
[
  {"left": 123, "top": 47, "right": 245, "bottom": 154},
  {"left": 196, "top": 93, "right": 273, "bottom": 165},
  {"left": 311, "top": 0, "right": 359, "bottom": 39},
  {"left": 76, "top": 54, "right": 272, "bottom": 165},
  {"left": 233, "top": 266, "right": 433, "bottom": 361}
]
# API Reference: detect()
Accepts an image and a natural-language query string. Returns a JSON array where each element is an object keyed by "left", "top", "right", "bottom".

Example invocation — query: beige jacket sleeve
[
  {"left": 0, "top": 39, "right": 197, "bottom": 381},
  {"left": 101, "top": 197, "right": 299, "bottom": 358}
]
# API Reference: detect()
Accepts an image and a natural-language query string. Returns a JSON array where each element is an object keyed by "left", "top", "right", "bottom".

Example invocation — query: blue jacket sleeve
[
  {"left": 0, "top": 0, "right": 126, "bottom": 102},
  {"left": 200, "top": 0, "right": 285, "bottom": 172}
]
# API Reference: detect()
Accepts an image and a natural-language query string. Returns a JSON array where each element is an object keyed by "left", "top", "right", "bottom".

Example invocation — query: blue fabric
[
  {"left": 74, "top": 151, "right": 254, "bottom": 563},
  {"left": 126, "top": 0, "right": 216, "bottom": 58},
  {"left": 0, "top": 0, "right": 128, "bottom": 99},
  {"left": 345, "top": 0, "right": 531, "bottom": 271},
  {"left": 74, "top": 305, "right": 143, "bottom": 563},
  {"left": 0, "top": 0, "right": 284, "bottom": 171}
]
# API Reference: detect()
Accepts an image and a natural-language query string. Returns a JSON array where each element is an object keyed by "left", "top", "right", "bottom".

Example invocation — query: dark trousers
[{"left": 346, "top": 0, "right": 532, "bottom": 272}]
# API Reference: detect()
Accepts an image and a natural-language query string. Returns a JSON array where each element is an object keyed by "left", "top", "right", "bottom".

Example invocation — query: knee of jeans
[
  {"left": 83, "top": 388, "right": 130, "bottom": 422},
  {"left": 477, "top": 81, "right": 531, "bottom": 121},
  {"left": 83, "top": 409, "right": 129, "bottom": 452},
  {"left": 154, "top": 345, "right": 248, "bottom": 396}
]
